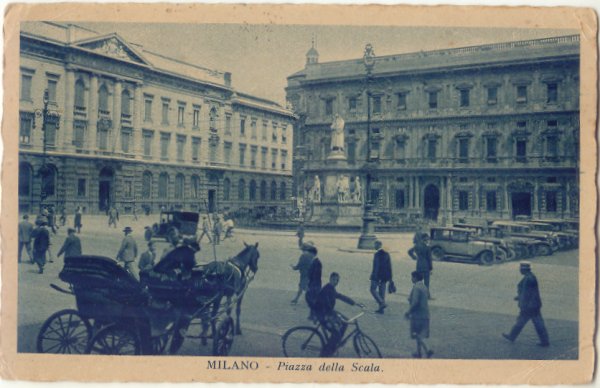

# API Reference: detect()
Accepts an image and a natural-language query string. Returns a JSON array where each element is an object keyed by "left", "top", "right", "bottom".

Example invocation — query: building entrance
[
  {"left": 99, "top": 167, "right": 115, "bottom": 212},
  {"left": 423, "top": 184, "right": 440, "bottom": 221},
  {"left": 511, "top": 192, "right": 532, "bottom": 218},
  {"left": 208, "top": 189, "right": 216, "bottom": 213}
]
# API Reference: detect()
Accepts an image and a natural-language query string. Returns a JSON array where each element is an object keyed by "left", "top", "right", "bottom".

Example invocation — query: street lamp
[
  {"left": 33, "top": 89, "right": 61, "bottom": 205},
  {"left": 357, "top": 43, "right": 378, "bottom": 249}
]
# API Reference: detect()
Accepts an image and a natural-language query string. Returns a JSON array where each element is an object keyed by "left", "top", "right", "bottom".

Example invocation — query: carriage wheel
[
  {"left": 212, "top": 317, "right": 235, "bottom": 356},
  {"left": 86, "top": 324, "right": 141, "bottom": 355},
  {"left": 36, "top": 309, "right": 91, "bottom": 354}
]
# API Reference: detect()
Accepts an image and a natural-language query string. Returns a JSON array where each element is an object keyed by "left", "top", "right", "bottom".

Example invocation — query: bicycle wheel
[
  {"left": 282, "top": 326, "right": 324, "bottom": 358},
  {"left": 36, "top": 309, "right": 91, "bottom": 354},
  {"left": 353, "top": 332, "right": 382, "bottom": 358},
  {"left": 213, "top": 317, "right": 235, "bottom": 356},
  {"left": 85, "top": 324, "right": 141, "bottom": 355}
]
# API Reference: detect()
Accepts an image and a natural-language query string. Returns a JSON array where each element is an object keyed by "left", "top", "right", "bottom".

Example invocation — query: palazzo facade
[
  {"left": 287, "top": 36, "right": 579, "bottom": 224},
  {"left": 19, "top": 22, "right": 295, "bottom": 215}
]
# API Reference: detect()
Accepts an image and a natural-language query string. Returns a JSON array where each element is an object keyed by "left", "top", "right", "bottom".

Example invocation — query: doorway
[
  {"left": 99, "top": 167, "right": 115, "bottom": 212},
  {"left": 423, "top": 184, "right": 440, "bottom": 221},
  {"left": 511, "top": 192, "right": 532, "bottom": 218},
  {"left": 208, "top": 189, "right": 216, "bottom": 213}
]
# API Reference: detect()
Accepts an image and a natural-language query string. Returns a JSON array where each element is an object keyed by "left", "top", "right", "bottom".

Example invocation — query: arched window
[
  {"left": 19, "top": 162, "right": 33, "bottom": 197},
  {"left": 175, "top": 173, "right": 185, "bottom": 200},
  {"left": 223, "top": 178, "right": 231, "bottom": 201},
  {"left": 191, "top": 175, "right": 200, "bottom": 199},
  {"left": 158, "top": 172, "right": 169, "bottom": 199},
  {"left": 270, "top": 180, "right": 277, "bottom": 201},
  {"left": 280, "top": 182, "right": 287, "bottom": 201},
  {"left": 121, "top": 89, "right": 131, "bottom": 116},
  {"left": 74, "top": 79, "right": 86, "bottom": 109},
  {"left": 98, "top": 84, "right": 109, "bottom": 113},
  {"left": 260, "top": 180, "right": 267, "bottom": 201},
  {"left": 249, "top": 180, "right": 256, "bottom": 201},
  {"left": 142, "top": 171, "right": 152, "bottom": 199},
  {"left": 238, "top": 179, "right": 246, "bottom": 201},
  {"left": 40, "top": 164, "right": 57, "bottom": 198}
]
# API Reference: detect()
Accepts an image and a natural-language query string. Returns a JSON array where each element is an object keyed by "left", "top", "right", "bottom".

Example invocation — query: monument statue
[
  {"left": 336, "top": 175, "right": 350, "bottom": 203},
  {"left": 353, "top": 176, "right": 362, "bottom": 203},
  {"left": 330, "top": 114, "right": 345, "bottom": 153},
  {"left": 312, "top": 175, "right": 321, "bottom": 203}
]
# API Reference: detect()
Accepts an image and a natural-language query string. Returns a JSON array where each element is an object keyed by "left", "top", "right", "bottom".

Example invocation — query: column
[
  {"left": 533, "top": 180, "right": 539, "bottom": 216},
  {"left": 133, "top": 82, "right": 144, "bottom": 157},
  {"left": 62, "top": 69, "right": 75, "bottom": 151},
  {"left": 112, "top": 81, "right": 122, "bottom": 153},
  {"left": 447, "top": 176, "right": 453, "bottom": 224},
  {"left": 473, "top": 183, "right": 479, "bottom": 216},
  {"left": 504, "top": 180, "right": 510, "bottom": 218},
  {"left": 565, "top": 180, "right": 571, "bottom": 214},
  {"left": 88, "top": 75, "right": 98, "bottom": 151}
]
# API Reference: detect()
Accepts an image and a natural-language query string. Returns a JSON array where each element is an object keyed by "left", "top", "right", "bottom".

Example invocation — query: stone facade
[
  {"left": 287, "top": 35, "right": 579, "bottom": 224},
  {"left": 19, "top": 22, "right": 295, "bottom": 215}
]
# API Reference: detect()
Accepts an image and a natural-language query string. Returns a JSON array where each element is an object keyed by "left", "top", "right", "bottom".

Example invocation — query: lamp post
[
  {"left": 357, "top": 44, "right": 378, "bottom": 249},
  {"left": 33, "top": 89, "right": 61, "bottom": 206}
]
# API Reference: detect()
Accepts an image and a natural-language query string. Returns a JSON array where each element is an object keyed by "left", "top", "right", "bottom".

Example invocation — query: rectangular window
[
  {"left": 517, "top": 121, "right": 527, "bottom": 128},
  {"left": 176, "top": 135, "right": 186, "bottom": 161},
  {"left": 121, "top": 128, "right": 131, "bottom": 153},
  {"left": 348, "top": 97, "right": 357, "bottom": 111},
  {"left": 486, "top": 137, "right": 497, "bottom": 161},
  {"left": 143, "top": 130, "right": 153, "bottom": 157},
  {"left": 73, "top": 121, "right": 86, "bottom": 149},
  {"left": 546, "top": 135, "right": 558, "bottom": 158},
  {"left": 161, "top": 101, "right": 169, "bottom": 124},
  {"left": 516, "top": 85, "right": 527, "bottom": 103},
  {"left": 225, "top": 114, "right": 232, "bottom": 135},
  {"left": 144, "top": 99, "right": 153, "bottom": 122},
  {"left": 272, "top": 124, "right": 278, "bottom": 142},
  {"left": 239, "top": 144, "right": 246, "bottom": 166},
  {"left": 77, "top": 179, "right": 86, "bottom": 197},
  {"left": 397, "top": 93, "right": 407, "bottom": 110},
  {"left": 240, "top": 117, "right": 246, "bottom": 137},
  {"left": 486, "top": 191, "right": 497, "bottom": 211},
  {"left": 124, "top": 181, "right": 133, "bottom": 198},
  {"left": 547, "top": 83, "right": 558, "bottom": 104},
  {"left": 460, "top": 89, "right": 470, "bottom": 107},
  {"left": 428, "top": 139, "right": 437, "bottom": 160},
  {"left": 546, "top": 191, "right": 557, "bottom": 212},
  {"left": 193, "top": 106, "right": 200, "bottom": 128},
  {"left": 160, "top": 133, "right": 170, "bottom": 160},
  {"left": 281, "top": 126, "right": 287, "bottom": 144},
  {"left": 271, "top": 149, "right": 278, "bottom": 169},
  {"left": 459, "top": 138, "right": 469, "bottom": 162},
  {"left": 428, "top": 91, "right": 438, "bottom": 109},
  {"left": 487, "top": 87, "right": 498, "bottom": 105},
  {"left": 262, "top": 121, "right": 268, "bottom": 140},
  {"left": 97, "top": 128, "right": 109, "bottom": 150},
  {"left": 395, "top": 189, "right": 405, "bottom": 209},
  {"left": 19, "top": 112, "right": 33, "bottom": 144},
  {"left": 281, "top": 150, "right": 287, "bottom": 170},
  {"left": 373, "top": 96, "right": 382, "bottom": 114},
  {"left": 177, "top": 105, "right": 185, "bottom": 126},
  {"left": 251, "top": 146, "right": 257, "bottom": 167},
  {"left": 47, "top": 79, "right": 58, "bottom": 103},
  {"left": 21, "top": 74, "right": 32, "bottom": 101},
  {"left": 209, "top": 144, "right": 217, "bottom": 163},
  {"left": 224, "top": 142, "right": 232, "bottom": 164},
  {"left": 347, "top": 142, "right": 356, "bottom": 164},
  {"left": 325, "top": 99, "right": 333, "bottom": 115},
  {"left": 516, "top": 139, "right": 527, "bottom": 162},
  {"left": 261, "top": 147, "right": 268, "bottom": 169},
  {"left": 459, "top": 191, "right": 469, "bottom": 211},
  {"left": 251, "top": 120, "right": 257, "bottom": 139},
  {"left": 192, "top": 137, "right": 201, "bottom": 161}
]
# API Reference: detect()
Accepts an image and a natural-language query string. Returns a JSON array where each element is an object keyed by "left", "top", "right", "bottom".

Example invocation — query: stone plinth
[{"left": 310, "top": 201, "right": 363, "bottom": 226}]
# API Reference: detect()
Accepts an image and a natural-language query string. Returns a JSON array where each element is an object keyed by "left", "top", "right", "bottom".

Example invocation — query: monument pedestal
[
  {"left": 357, "top": 202, "right": 378, "bottom": 249},
  {"left": 311, "top": 201, "right": 363, "bottom": 226}
]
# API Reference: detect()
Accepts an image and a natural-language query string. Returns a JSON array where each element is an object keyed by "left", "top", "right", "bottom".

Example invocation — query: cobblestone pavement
[{"left": 18, "top": 215, "right": 578, "bottom": 359}]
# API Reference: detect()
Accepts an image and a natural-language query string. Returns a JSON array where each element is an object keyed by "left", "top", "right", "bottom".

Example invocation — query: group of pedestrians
[{"left": 197, "top": 214, "right": 235, "bottom": 245}]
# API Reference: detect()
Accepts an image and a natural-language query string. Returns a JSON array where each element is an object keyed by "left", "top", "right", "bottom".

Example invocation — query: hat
[
  {"left": 36, "top": 216, "right": 48, "bottom": 225},
  {"left": 520, "top": 261, "right": 532, "bottom": 270},
  {"left": 123, "top": 226, "right": 133, "bottom": 233},
  {"left": 67, "top": 227, "right": 76, "bottom": 233},
  {"left": 301, "top": 241, "right": 317, "bottom": 253}
]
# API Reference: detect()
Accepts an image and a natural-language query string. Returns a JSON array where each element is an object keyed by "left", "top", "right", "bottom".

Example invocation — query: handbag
[{"left": 388, "top": 280, "right": 397, "bottom": 294}]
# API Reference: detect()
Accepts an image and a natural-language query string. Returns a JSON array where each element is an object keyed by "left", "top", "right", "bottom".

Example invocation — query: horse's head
[{"left": 241, "top": 241, "right": 260, "bottom": 273}]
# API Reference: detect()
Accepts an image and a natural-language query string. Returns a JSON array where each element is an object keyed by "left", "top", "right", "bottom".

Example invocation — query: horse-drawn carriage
[{"left": 36, "top": 243, "right": 259, "bottom": 356}]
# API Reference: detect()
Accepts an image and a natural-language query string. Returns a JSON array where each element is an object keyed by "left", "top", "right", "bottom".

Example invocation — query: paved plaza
[{"left": 18, "top": 214, "right": 578, "bottom": 359}]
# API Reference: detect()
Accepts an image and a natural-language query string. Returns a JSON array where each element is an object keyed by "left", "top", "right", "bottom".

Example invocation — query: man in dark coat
[
  {"left": 304, "top": 241, "right": 322, "bottom": 321},
  {"left": 370, "top": 240, "right": 393, "bottom": 314},
  {"left": 503, "top": 262, "right": 550, "bottom": 347},
  {"left": 290, "top": 242, "right": 315, "bottom": 305},
  {"left": 57, "top": 228, "right": 82, "bottom": 259},
  {"left": 408, "top": 232, "right": 433, "bottom": 299},
  {"left": 32, "top": 217, "right": 50, "bottom": 274},
  {"left": 116, "top": 226, "right": 138, "bottom": 274},
  {"left": 18, "top": 214, "right": 34, "bottom": 263},
  {"left": 74, "top": 206, "right": 83, "bottom": 233}
]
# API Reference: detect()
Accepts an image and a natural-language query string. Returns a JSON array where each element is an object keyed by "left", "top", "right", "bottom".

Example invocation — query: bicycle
[{"left": 282, "top": 309, "right": 382, "bottom": 358}]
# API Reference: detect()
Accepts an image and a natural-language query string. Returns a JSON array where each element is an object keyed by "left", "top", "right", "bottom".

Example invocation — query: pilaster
[
  {"left": 88, "top": 75, "right": 98, "bottom": 151},
  {"left": 112, "top": 81, "right": 122, "bottom": 153}
]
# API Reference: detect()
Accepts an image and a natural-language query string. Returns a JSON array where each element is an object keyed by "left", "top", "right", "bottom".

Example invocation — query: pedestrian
[
  {"left": 296, "top": 221, "right": 305, "bottom": 248},
  {"left": 18, "top": 214, "right": 34, "bottom": 263},
  {"left": 138, "top": 241, "right": 157, "bottom": 275},
  {"left": 197, "top": 215, "right": 213, "bottom": 244},
  {"left": 31, "top": 216, "right": 50, "bottom": 274},
  {"left": 56, "top": 228, "right": 82, "bottom": 259},
  {"left": 222, "top": 216, "right": 235, "bottom": 241},
  {"left": 304, "top": 241, "right": 322, "bottom": 321},
  {"left": 116, "top": 226, "right": 138, "bottom": 274},
  {"left": 213, "top": 214, "right": 222, "bottom": 245},
  {"left": 408, "top": 232, "right": 433, "bottom": 299},
  {"left": 370, "top": 240, "right": 393, "bottom": 314},
  {"left": 108, "top": 206, "right": 119, "bottom": 228},
  {"left": 315, "top": 272, "right": 365, "bottom": 357},
  {"left": 132, "top": 204, "right": 138, "bottom": 221},
  {"left": 502, "top": 262, "right": 550, "bottom": 347},
  {"left": 59, "top": 205, "right": 67, "bottom": 227},
  {"left": 290, "top": 242, "right": 315, "bottom": 305},
  {"left": 47, "top": 206, "right": 57, "bottom": 234},
  {"left": 405, "top": 271, "right": 434, "bottom": 358},
  {"left": 74, "top": 206, "right": 83, "bottom": 233}
]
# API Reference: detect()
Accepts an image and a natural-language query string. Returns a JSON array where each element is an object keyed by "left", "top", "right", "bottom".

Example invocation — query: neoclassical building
[
  {"left": 287, "top": 36, "right": 579, "bottom": 224},
  {"left": 19, "top": 22, "right": 295, "bottom": 215}
]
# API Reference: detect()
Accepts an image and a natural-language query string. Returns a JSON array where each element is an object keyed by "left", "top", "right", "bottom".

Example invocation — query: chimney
[{"left": 224, "top": 72, "right": 232, "bottom": 87}]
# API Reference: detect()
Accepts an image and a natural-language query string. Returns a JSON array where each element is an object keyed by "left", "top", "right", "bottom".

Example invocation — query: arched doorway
[
  {"left": 423, "top": 184, "right": 440, "bottom": 221},
  {"left": 98, "top": 167, "right": 115, "bottom": 212}
]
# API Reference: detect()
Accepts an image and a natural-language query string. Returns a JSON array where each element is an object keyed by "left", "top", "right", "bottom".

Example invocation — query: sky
[{"left": 70, "top": 23, "right": 577, "bottom": 106}]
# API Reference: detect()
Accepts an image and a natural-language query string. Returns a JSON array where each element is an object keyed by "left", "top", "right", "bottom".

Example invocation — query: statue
[
  {"left": 353, "top": 177, "right": 362, "bottom": 203},
  {"left": 336, "top": 175, "right": 350, "bottom": 203},
  {"left": 312, "top": 176, "right": 321, "bottom": 203},
  {"left": 330, "top": 115, "right": 345, "bottom": 153}
]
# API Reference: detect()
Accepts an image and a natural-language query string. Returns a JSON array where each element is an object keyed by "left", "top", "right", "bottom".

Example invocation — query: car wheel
[
  {"left": 536, "top": 244, "right": 553, "bottom": 256},
  {"left": 496, "top": 247, "right": 509, "bottom": 262},
  {"left": 478, "top": 250, "right": 494, "bottom": 266},
  {"left": 431, "top": 246, "right": 445, "bottom": 261}
]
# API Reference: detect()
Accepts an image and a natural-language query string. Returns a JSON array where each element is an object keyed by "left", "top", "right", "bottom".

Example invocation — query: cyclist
[{"left": 315, "top": 272, "right": 365, "bottom": 357}]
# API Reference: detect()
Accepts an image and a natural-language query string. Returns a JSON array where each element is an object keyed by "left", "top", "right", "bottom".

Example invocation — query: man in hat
[
  {"left": 116, "top": 226, "right": 138, "bottom": 274},
  {"left": 108, "top": 206, "right": 119, "bottom": 228},
  {"left": 290, "top": 241, "right": 316, "bottom": 305},
  {"left": 31, "top": 216, "right": 50, "bottom": 274},
  {"left": 370, "top": 240, "right": 393, "bottom": 314},
  {"left": 18, "top": 214, "right": 34, "bottom": 263},
  {"left": 408, "top": 232, "right": 434, "bottom": 299},
  {"left": 304, "top": 242, "right": 322, "bottom": 321},
  {"left": 138, "top": 240, "right": 157, "bottom": 275},
  {"left": 197, "top": 215, "right": 213, "bottom": 244},
  {"left": 503, "top": 262, "right": 550, "bottom": 347},
  {"left": 57, "top": 228, "right": 82, "bottom": 260}
]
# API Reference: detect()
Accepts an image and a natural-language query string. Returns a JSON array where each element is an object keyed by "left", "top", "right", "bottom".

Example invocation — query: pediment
[{"left": 73, "top": 34, "right": 150, "bottom": 66}]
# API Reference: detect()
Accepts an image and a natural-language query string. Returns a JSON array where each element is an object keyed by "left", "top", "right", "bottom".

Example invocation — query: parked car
[
  {"left": 145, "top": 211, "right": 200, "bottom": 242},
  {"left": 517, "top": 221, "right": 576, "bottom": 250},
  {"left": 429, "top": 227, "right": 498, "bottom": 265},
  {"left": 491, "top": 221, "right": 557, "bottom": 256},
  {"left": 452, "top": 223, "right": 535, "bottom": 261},
  {"left": 533, "top": 219, "right": 579, "bottom": 248}
]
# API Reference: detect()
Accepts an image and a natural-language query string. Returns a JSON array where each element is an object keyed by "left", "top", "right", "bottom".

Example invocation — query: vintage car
[
  {"left": 429, "top": 227, "right": 498, "bottom": 265},
  {"left": 532, "top": 219, "right": 579, "bottom": 248},
  {"left": 516, "top": 221, "right": 576, "bottom": 250},
  {"left": 452, "top": 223, "right": 537, "bottom": 261},
  {"left": 145, "top": 211, "right": 200, "bottom": 241},
  {"left": 491, "top": 221, "right": 557, "bottom": 256}
]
